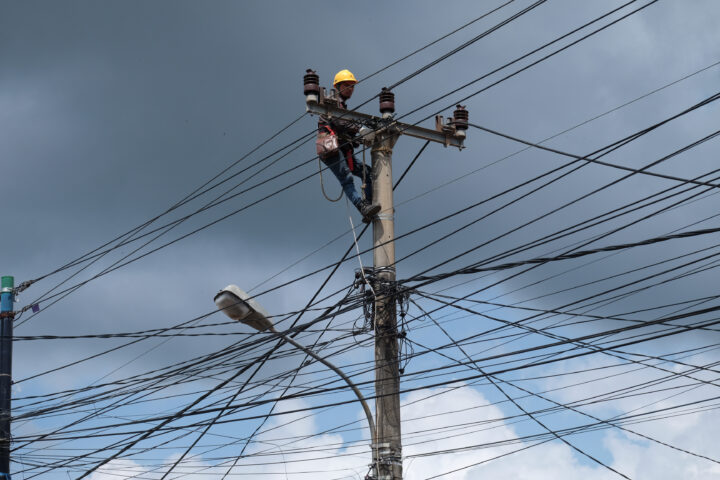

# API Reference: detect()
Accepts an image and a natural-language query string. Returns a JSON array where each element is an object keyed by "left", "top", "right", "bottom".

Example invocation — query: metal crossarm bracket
[{"left": 306, "top": 100, "right": 465, "bottom": 150}]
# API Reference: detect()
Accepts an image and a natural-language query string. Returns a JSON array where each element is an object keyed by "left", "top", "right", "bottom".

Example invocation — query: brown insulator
[
  {"left": 452, "top": 105, "right": 469, "bottom": 131},
  {"left": 303, "top": 69, "right": 320, "bottom": 96},
  {"left": 379, "top": 87, "right": 395, "bottom": 116}
]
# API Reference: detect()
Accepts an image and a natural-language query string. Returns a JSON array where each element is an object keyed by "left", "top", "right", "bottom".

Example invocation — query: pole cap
[{"left": 1, "top": 276, "right": 13, "bottom": 292}]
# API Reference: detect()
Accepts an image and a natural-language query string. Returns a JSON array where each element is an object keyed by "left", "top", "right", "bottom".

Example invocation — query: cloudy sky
[{"left": 2, "top": 1, "right": 720, "bottom": 479}]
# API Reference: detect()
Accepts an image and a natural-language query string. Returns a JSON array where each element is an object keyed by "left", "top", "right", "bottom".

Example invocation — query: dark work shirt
[{"left": 318, "top": 93, "right": 359, "bottom": 152}]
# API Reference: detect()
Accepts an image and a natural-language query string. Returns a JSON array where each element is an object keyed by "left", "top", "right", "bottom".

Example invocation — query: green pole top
[{"left": 1, "top": 276, "right": 14, "bottom": 291}]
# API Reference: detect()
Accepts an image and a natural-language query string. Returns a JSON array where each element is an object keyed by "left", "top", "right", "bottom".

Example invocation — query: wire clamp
[
  {"left": 372, "top": 146, "right": 394, "bottom": 155},
  {"left": 13, "top": 280, "right": 33, "bottom": 295}
]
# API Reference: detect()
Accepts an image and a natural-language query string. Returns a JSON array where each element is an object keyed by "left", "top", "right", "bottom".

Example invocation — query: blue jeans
[{"left": 322, "top": 150, "right": 373, "bottom": 207}]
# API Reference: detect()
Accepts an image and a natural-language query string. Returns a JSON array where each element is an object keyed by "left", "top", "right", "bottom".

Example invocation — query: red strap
[{"left": 323, "top": 125, "right": 336, "bottom": 136}]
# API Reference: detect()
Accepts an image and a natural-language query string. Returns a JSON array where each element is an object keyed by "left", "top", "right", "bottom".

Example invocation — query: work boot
[{"left": 358, "top": 200, "right": 381, "bottom": 223}]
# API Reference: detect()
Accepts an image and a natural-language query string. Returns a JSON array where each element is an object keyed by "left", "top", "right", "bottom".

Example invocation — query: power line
[{"left": 15, "top": 0, "right": 660, "bottom": 319}]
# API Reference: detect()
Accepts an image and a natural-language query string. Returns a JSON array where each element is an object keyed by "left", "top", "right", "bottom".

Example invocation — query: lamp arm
[{"left": 269, "top": 326, "right": 377, "bottom": 449}]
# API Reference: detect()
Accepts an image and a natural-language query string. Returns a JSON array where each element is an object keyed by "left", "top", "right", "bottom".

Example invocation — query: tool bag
[{"left": 316, "top": 125, "right": 339, "bottom": 159}]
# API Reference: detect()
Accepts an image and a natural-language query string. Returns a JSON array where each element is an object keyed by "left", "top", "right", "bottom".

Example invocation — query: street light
[{"left": 213, "top": 285, "right": 377, "bottom": 475}]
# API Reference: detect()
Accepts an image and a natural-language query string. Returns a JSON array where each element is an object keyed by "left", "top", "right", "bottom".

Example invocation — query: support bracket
[{"left": 306, "top": 100, "right": 465, "bottom": 149}]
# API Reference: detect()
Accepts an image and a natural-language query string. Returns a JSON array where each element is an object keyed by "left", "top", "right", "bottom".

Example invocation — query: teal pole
[{"left": 0, "top": 276, "right": 13, "bottom": 479}]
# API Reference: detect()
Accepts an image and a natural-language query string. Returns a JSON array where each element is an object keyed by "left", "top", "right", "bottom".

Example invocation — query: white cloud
[
  {"left": 79, "top": 375, "right": 720, "bottom": 480},
  {"left": 401, "top": 383, "right": 720, "bottom": 480},
  {"left": 87, "top": 459, "right": 146, "bottom": 480}
]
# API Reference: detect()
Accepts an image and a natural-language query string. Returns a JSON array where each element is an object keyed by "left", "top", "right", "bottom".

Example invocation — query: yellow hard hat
[{"left": 333, "top": 69, "right": 357, "bottom": 86}]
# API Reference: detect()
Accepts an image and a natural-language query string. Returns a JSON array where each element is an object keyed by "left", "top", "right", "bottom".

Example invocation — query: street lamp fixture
[{"left": 214, "top": 285, "right": 377, "bottom": 476}]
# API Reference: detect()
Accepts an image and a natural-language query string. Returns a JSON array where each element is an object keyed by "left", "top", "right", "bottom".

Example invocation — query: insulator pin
[
  {"left": 379, "top": 87, "right": 395, "bottom": 118},
  {"left": 452, "top": 105, "right": 468, "bottom": 139},
  {"left": 452, "top": 105, "right": 468, "bottom": 130},
  {"left": 304, "top": 69, "right": 320, "bottom": 104}
]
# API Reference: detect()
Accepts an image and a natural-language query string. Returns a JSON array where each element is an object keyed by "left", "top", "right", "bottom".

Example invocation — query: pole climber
[{"left": 316, "top": 69, "right": 380, "bottom": 223}]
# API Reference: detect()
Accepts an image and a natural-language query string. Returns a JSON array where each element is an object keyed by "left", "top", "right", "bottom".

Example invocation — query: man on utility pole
[
  {"left": 316, "top": 69, "right": 381, "bottom": 223},
  {"left": 304, "top": 70, "right": 468, "bottom": 480}
]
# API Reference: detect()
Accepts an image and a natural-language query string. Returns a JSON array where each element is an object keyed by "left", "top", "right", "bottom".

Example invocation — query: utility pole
[
  {"left": 304, "top": 70, "right": 467, "bottom": 480},
  {"left": 371, "top": 126, "right": 403, "bottom": 480},
  {"left": 0, "top": 276, "right": 13, "bottom": 479}
]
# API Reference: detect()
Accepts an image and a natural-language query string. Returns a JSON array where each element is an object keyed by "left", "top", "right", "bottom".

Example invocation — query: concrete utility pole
[
  {"left": 0, "top": 276, "right": 14, "bottom": 479},
  {"left": 304, "top": 70, "right": 467, "bottom": 480},
  {"left": 370, "top": 128, "right": 403, "bottom": 480}
]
